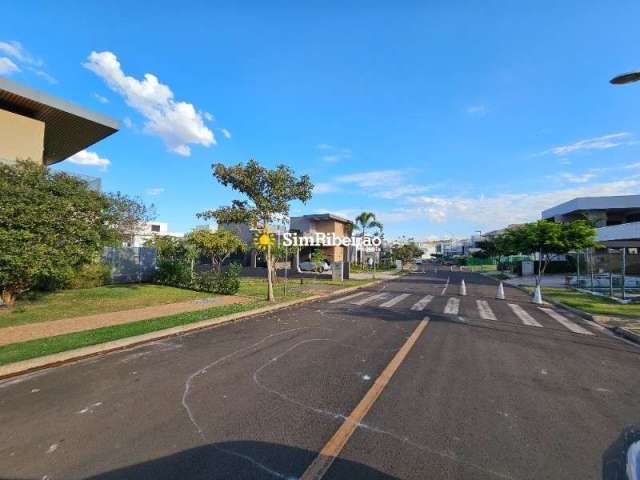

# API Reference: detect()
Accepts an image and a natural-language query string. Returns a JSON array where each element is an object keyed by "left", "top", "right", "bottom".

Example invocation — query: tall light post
[
  {"left": 608, "top": 70, "right": 636, "bottom": 298},
  {"left": 610, "top": 71, "right": 640, "bottom": 85}
]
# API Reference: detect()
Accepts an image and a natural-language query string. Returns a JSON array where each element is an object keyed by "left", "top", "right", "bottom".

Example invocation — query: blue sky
[{"left": 3, "top": 1, "right": 640, "bottom": 239}]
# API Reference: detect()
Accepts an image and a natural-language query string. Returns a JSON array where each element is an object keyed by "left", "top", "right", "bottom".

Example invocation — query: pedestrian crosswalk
[
  {"left": 379, "top": 293, "right": 411, "bottom": 308},
  {"left": 508, "top": 303, "right": 542, "bottom": 327},
  {"left": 328, "top": 291, "right": 595, "bottom": 335},
  {"left": 476, "top": 300, "right": 497, "bottom": 321},
  {"left": 410, "top": 295, "right": 433, "bottom": 311}
]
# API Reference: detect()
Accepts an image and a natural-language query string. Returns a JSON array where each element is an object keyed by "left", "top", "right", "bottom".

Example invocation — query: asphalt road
[{"left": 1, "top": 269, "right": 638, "bottom": 480}]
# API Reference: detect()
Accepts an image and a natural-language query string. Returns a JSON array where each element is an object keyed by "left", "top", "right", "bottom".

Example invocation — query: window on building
[{"left": 151, "top": 224, "right": 161, "bottom": 232}]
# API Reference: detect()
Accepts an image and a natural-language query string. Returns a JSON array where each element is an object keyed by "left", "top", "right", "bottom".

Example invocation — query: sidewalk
[
  {"left": 505, "top": 274, "right": 568, "bottom": 288},
  {"left": 0, "top": 296, "right": 244, "bottom": 346}
]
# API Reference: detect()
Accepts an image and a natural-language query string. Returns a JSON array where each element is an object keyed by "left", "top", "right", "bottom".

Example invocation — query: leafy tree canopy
[
  {"left": 0, "top": 161, "right": 129, "bottom": 305},
  {"left": 186, "top": 229, "right": 247, "bottom": 272}
]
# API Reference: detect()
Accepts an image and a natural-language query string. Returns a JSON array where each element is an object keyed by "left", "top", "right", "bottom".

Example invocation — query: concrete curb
[{"left": 0, "top": 280, "right": 383, "bottom": 380}]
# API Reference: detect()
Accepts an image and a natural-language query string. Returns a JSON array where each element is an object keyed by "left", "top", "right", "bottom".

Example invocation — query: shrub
[
  {"left": 214, "top": 262, "right": 242, "bottom": 294},
  {"left": 67, "top": 263, "right": 111, "bottom": 289},
  {"left": 192, "top": 262, "right": 242, "bottom": 295},
  {"left": 155, "top": 259, "right": 191, "bottom": 287}
]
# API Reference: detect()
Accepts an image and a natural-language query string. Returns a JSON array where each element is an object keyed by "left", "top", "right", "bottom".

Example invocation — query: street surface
[{"left": 1, "top": 269, "right": 638, "bottom": 479}]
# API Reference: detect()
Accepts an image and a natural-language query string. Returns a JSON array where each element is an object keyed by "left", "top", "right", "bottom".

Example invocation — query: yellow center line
[{"left": 300, "top": 317, "right": 430, "bottom": 480}]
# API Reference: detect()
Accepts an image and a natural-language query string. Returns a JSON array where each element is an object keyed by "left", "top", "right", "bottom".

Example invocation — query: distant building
[
  {"left": 0, "top": 77, "right": 118, "bottom": 166},
  {"left": 290, "top": 213, "right": 354, "bottom": 263},
  {"left": 542, "top": 195, "right": 640, "bottom": 248},
  {"left": 130, "top": 222, "right": 184, "bottom": 247}
]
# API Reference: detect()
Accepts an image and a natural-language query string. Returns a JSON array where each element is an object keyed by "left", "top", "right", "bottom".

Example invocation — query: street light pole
[{"left": 610, "top": 71, "right": 640, "bottom": 85}]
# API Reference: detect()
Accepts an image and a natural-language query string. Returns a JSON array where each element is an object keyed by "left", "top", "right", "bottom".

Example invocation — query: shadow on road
[{"left": 75, "top": 440, "right": 399, "bottom": 480}]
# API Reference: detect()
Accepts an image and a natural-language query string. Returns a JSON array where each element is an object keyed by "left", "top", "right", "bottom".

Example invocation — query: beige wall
[{"left": 0, "top": 109, "right": 45, "bottom": 164}]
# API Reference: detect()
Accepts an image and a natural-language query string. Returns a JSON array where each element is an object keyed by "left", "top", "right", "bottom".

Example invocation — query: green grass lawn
[
  {"left": 543, "top": 288, "right": 640, "bottom": 319},
  {"left": 0, "top": 277, "right": 376, "bottom": 366},
  {"left": 0, "top": 285, "right": 212, "bottom": 328}
]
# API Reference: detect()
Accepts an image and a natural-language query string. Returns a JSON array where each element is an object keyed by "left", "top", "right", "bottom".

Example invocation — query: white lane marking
[
  {"left": 476, "top": 300, "right": 497, "bottom": 320},
  {"left": 352, "top": 292, "right": 389, "bottom": 306},
  {"left": 539, "top": 308, "right": 593, "bottom": 335},
  {"left": 444, "top": 297, "right": 460, "bottom": 315},
  {"left": 379, "top": 293, "right": 411, "bottom": 308},
  {"left": 328, "top": 291, "right": 368, "bottom": 304},
  {"left": 440, "top": 277, "right": 450, "bottom": 296},
  {"left": 411, "top": 295, "right": 434, "bottom": 311},
  {"left": 508, "top": 303, "right": 542, "bottom": 327}
]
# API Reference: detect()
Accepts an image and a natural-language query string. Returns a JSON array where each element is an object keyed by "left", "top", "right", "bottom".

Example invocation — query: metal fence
[
  {"left": 569, "top": 247, "right": 640, "bottom": 301},
  {"left": 102, "top": 246, "right": 157, "bottom": 284}
]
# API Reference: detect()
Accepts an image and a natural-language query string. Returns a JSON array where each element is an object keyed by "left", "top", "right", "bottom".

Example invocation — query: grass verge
[
  {"left": 0, "top": 299, "right": 274, "bottom": 366},
  {"left": 0, "top": 285, "right": 212, "bottom": 328},
  {"left": 543, "top": 288, "right": 640, "bottom": 319},
  {"left": 0, "top": 279, "right": 377, "bottom": 366}
]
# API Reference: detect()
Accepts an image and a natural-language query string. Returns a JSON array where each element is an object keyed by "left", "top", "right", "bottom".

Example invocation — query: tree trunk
[
  {"left": 266, "top": 243, "right": 274, "bottom": 302},
  {"left": 1, "top": 289, "right": 16, "bottom": 307}
]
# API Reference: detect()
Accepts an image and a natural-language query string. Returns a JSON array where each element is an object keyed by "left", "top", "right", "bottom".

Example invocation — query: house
[
  {"left": 130, "top": 222, "right": 184, "bottom": 247},
  {"left": 290, "top": 213, "right": 354, "bottom": 263},
  {"left": 542, "top": 195, "right": 640, "bottom": 249},
  {"left": 0, "top": 77, "right": 118, "bottom": 166}
]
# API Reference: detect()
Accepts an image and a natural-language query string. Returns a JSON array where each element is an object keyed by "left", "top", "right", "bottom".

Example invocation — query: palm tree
[{"left": 354, "top": 212, "right": 383, "bottom": 266}]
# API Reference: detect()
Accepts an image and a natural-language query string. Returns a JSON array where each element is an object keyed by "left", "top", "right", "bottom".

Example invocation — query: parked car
[{"left": 299, "top": 260, "right": 331, "bottom": 272}]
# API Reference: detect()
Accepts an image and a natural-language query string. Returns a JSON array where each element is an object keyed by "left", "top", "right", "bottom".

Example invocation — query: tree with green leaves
[
  {"left": 0, "top": 161, "right": 122, "bottom": 306},
  {"left": 310, "top": 249, "right": 328, "bottom": 274},
  {"left": 391, "top": 243, "right": 422, "bottom": 270},
  {"left": 198, "top": 160, "right": 313, "bottom": 301},
  {"left": 354, "top": 212, "right": 383, "bottom": 266},
  {"left": 510, "top": 220, "right": 599, "bottom": 286},
  {"left": 186, "top": 229, "right": 247, "bottom": 273},
  {"left": 475, "top": 230, "right": 519, "bottom": 269},
  {"left": 105, "top": 191, "right": 156, "bottom": 246}
]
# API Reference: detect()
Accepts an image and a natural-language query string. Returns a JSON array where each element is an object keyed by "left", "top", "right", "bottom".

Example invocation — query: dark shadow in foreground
[
  {"left": 78, "top": 440, "right": 399, "bottom": 480},
  {"left": 602, "top": 424, "right": 640, "bottom": 480}
]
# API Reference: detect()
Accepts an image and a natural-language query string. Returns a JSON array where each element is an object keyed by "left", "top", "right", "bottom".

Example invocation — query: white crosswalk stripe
[
  {"left": 328, "top": 291, "right": 368, "bottom": 304},
  {"left": 411, "top": 295, "right": 434, "bottom": 311},
  {"left": 539, "top": 308, "right": 593, "bottom": 335},
  {"left": 508, "top": 303, "right": 542, "bottom": 327},
  {"left": 380, "top": 293, "right": 411, "bottom": 308},
  {"left": 444, "top": 297, "right": 460, "bottom": 315},
  {"left": 476, "top": 300, "right": 497, "bottom": 320},
  {"left": 352, "top": 292, "right": 389, "bottom": 305}
]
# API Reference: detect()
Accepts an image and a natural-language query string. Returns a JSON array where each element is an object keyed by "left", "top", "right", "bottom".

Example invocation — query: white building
[
  {"left": 542, "top": 195, "right": 640, "bottom": 248},
  {"left": 131, "top": 222, "right": 184, "bottom": 247}
]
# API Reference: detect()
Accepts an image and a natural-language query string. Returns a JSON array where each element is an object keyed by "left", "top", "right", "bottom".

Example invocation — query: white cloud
[
  {"left": 335, "top": 168, "right": 431, "bottom": 199},
  {"left": 0, "top": 57, "right": 19, "bottom": 75},
  {"left": 28, "top": 67, "right": 57, "bottom": 84},
  {"left": 393, "top": 179, "right": 640, "bottom": 229},
  {"left": 542, "top": 133, "right": 635, "bottom": 156},
  {"left": 0, "top": 41, "right": 43, "bottom": 66},
  {"left": 84, "top": 51, "right": 215, "bottom": 157},
  {"left": 67, "top": 150, "right": 111, "bottom": 170},
  {"left": 146, "top": 187, "right": 165, "bottom": 196},
  {"left": 0, "top": 41, "right": 56, "bottom": 83},
  {"left": 204, "top": 112, "right": 214, "bottom": 122},
  {"left": 336, "top": 169, "right": 405, "bottom": 188},
  {"left": 93, "top": 92, "right": 109, "bottom": 104},
  {"left": 558, "top": 172, "right": 596, "bottom": 184},
  {"left": 313, "top": 182, "right": 336, "bottom": 194},
  {"left": 123, "top": 116, "right": 134, "bottom": 128},
  {"left": 219, "top": 128, "right": 231, "bottom": 139},
  {"left": 316, "top": 144, "right": 351, "bottom": 163},
  {"left": 466, "top": 104, "right": 487, "bottom": 116},
  {"left": 373, "top": 184, "right": 432, "bottom": 199}
]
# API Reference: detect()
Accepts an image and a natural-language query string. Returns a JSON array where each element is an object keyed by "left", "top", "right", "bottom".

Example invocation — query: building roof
[
  {"left": 0, "top": 77, "right": 119, "bottom": 165},
  {"left": 294, "top": 213, "right": 354, "bottom": 224},
  {"left": 542, "top": 195, "right": 640, "bottom": 219}
]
